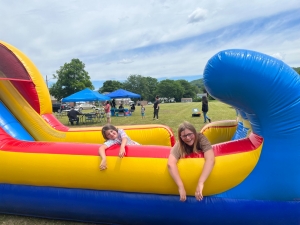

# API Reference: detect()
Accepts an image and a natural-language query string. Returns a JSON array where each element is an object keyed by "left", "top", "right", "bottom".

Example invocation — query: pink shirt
[{"left": 104, "top": 104, "right": 111, "bottom": 113}]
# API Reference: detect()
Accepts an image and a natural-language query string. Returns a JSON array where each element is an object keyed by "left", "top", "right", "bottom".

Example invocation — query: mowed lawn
[
  {"left": 0, "top": 100, "right": 236, "bottom": 225},
  {"left": 57, "top": 101, "right": 236, "bottom": 134}
]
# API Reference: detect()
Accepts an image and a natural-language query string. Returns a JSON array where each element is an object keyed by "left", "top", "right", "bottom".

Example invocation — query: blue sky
[{"left": 1, "top": 0, "right": 299, "bottom": 90}]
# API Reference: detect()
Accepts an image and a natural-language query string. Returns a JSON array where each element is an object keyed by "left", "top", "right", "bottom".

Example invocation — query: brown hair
[
  {"left": 101, "top": 124, "right": 118, "bottom": 140},
  {"left": 177, "top": 121, "right": 199, "bottom": 157},
  {"left": 202, "top": 96, "right": 208, "bottom": 104}
]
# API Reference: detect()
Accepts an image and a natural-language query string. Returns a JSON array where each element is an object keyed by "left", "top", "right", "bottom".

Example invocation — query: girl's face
[
  {"left": 180, "top": 129, "right": 195, "bottom": 146},
  {"left": 105, "top": 129, "right": 118, "bottom": 140}
]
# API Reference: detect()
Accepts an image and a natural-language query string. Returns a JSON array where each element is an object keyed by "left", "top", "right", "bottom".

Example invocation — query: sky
[{"left": 1, "top": 0, "right": 300, "bottom": 90}]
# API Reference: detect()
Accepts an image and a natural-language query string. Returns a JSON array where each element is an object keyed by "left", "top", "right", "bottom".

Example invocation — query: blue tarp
[
  {"left": 105, "top": 89, "right": 141, "bottom": 99},
  {"left": 62, "top": 88, "right": 110, "bottom": 102}
]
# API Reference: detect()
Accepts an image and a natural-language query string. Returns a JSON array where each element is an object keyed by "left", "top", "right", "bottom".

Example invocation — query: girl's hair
[
  {"left": 202, "top": 96, "right": 208, "bottom": 104},
  {"left": 101, "top": 124, "right": 118, "bottom": 140},
  {"left": 177, "top": 121, "right": 199, "bottom": 157}
]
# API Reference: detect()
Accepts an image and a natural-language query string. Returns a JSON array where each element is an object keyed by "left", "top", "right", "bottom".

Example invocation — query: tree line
[
  {"left": 49, "top": 58, "right": 299, "bottom": 102},
  {"left": 49, "top": 59, "right": 204, "bottom": 102},
  {"left": 100, "top": 75, "right": 202, "bottom": 102}
]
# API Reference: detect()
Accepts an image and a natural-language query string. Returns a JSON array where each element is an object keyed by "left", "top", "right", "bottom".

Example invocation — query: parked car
[
  {"left": 52, "top": 103, "right": 70, "bottom": 112},
  {"left": 147, "top": 102, "right": 153, "bottom": 105},
  {"left": 75, "top": 103, "right": 95, "bottom": 110}
]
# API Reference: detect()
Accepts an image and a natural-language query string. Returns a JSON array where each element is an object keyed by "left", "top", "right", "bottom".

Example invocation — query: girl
[
  {"left": 141, "top": 104, "right": 145, "bottom": 119},
  {"left": 104, "top": 100, "right": 111, "bottom": 123},
  {"left": 153, "top": 95, "right": 160, "bottom": 120},
  {"left": 167, "top": 121, "right": 215, "bottom": 201},
  {"left": 99, "top": 124, "right": 140, "bottom": 170},
  {"left": 202, "top": 95, "right": 211, "bottom": 123}
]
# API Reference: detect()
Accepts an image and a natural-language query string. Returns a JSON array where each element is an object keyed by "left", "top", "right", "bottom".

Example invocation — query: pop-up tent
[
  {"left": 106, "top": 89, "right": 141, "bottom": 99},
  {"left": 62, "top": 88, "right": 110, "bottom": 102}
]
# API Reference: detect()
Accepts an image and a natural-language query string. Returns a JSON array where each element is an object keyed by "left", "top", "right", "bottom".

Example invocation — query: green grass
[
  {"left": 58, "top": 101, "right": 236, "bottom": 134},
  {"left": 0, "top": 100, "right": 236, "bottom": 224}
]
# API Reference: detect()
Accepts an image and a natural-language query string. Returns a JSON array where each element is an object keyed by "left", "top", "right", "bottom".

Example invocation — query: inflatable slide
[{"left": 0, "top": 41, "right": 299, "bottom": 224}]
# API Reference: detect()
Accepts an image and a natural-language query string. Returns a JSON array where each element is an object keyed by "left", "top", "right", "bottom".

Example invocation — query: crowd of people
[{"left": 67, "top": 94, "right": 212, "bottom": 125}]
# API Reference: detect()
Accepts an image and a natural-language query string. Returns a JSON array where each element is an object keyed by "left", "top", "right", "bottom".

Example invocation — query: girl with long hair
[{"left": 167, "top": 121, "right": 215, "bottom": 201}]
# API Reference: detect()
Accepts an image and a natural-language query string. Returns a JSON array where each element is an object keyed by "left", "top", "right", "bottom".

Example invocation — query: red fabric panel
[
  {"left": 0, "top": 44, "right": 31, "bottom": 81},
  {"left": 0, "top": 43, "right": 40, "bottom": 113},
  {"left": 0, "top": 124, "right": 263, "bottom": 159},
  {"left": 185, "top": 133, "right": 263, "bottom": 158},
  {"left": 170, "top": 135, "right": 176, "bottom": 147},
  {"left": 11, "top": 80, "right": 40, "bottom": 113},
  {"left": 42, "top": 114, "right": 69, "bottom": 131}
]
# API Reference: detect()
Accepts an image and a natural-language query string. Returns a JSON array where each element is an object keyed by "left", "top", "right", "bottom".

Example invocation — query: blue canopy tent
[
  {"left": 105, "top": 89, "right": 140, "bottom": 117},
  {"left": 105, "top": 89, "right": 141, "bottom": 99},
  {"left": 61, "top": 88, "right": 110, "bottom": 102}
]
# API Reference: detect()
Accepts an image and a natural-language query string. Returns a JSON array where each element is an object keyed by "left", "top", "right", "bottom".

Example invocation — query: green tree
[
  {"left": 144, "top": 77, "right": 159, "bottom": 100},
  {"left": 123, "top": 75, "right": 145, "bottom": 98},
  {"left": 122, "top": 75, "right": 159, "bottom": 100},
  {"left": 156, "top": 79, "right": 184, "bottom": 101},
  {"left": 50, "top": 59, "right": 93, "bottom": 101},
  {"left": 176, "top": 80, "right": 197, "bottom": 98},
  {"left": 100, "top": 80, "right": 123, "bottom": 93},
  {"left": 190, "top": 78, "right": 204, "bottom": 91}
]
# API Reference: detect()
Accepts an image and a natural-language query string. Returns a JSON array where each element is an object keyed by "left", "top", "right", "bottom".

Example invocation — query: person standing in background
[
  {"left": 153, "top": 95, "right": 160, "bottom": 120},
  {"left": 111, "top": 99, "right": 116, "bottom": 109},
  {"left": 141, "top": 104, "right": 145, "bottom": 119},
  {"left": 104, "top": 100, "right": 111, "bottom": 123},
  {"left": 202, "top": 95, "right": 211, "bottom": 123}
]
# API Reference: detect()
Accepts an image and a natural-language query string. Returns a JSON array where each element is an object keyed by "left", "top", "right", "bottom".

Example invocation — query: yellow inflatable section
[
  {"left": 0, "top": 141, "right": 262, "bottom": 196},
  {"left": 201, "top": 120, "right": 237, "bottom": 144}
]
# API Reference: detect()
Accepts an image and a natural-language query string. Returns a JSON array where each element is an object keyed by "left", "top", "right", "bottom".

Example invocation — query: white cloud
[
  {"left": 271, "top": 52, "right": 285, "bottom": 60},
  {"left": 117, "top": 59, "right": 134, "bottom": 64},
  {"left": 0, "top": 0, "right": 299, "bottom": 86},
  {"left": 187, "top": 8, "right": 208, "bottom": 24}
]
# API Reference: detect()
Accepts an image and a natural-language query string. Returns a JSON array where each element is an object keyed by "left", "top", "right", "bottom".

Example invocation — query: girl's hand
[
  {"left": 195, "top": 182, "right": 204, "bottom": 201},
  {"left": 99, "top": 159, "right": 107, "bottom": 170},
  {"left": 178, "top": 186, "right": 187, "bottom": 202},
  {"left": 119, "top": 146, "right": 126, "bottom": 158}
]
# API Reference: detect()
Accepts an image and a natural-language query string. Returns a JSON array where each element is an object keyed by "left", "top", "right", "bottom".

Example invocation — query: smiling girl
[
  {"left": 167, "top": 121, "right": 215, "bottom": 202},
  {"left": 99, "top": 124, "right": 140, "bottom": 170}
]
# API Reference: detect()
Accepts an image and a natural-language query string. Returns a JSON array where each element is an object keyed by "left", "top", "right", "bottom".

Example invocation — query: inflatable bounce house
[{"left": 0, "top": 41, "right": 299, "bottom": 224}]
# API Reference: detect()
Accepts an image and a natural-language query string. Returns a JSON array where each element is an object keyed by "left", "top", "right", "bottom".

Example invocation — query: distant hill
[
  {"left": 190, "top": 78, "right": 204, "bottom": 91},
  {"left": 293, "top": 67, "right": 300, "bottom": 75}
]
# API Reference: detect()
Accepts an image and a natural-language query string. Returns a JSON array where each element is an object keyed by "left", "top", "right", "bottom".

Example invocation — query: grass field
[
  {"left": 0, "top": 101, "right": 236, "bottom": 225},
  {"left": 57, "top": 101, "right": 236, "bottom": 133}
]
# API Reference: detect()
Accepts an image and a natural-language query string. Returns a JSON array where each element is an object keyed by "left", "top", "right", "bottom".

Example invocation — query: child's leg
[{"left": 203, "top": 112, "right": 207, "bottom": 123}]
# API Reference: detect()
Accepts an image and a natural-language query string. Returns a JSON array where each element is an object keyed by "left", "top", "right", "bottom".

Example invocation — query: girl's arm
[
  {"left": 167, "top": 154, "right": 186, "bottom": 202},
  {"left": 99, "top": 144, "right": 108, "bottom": 170},
  {"left": 195, "top": 149, "right": 215, "bottom": 201},
  {"left": 119, "top": 137, "right": 128, "bottom": 158}
]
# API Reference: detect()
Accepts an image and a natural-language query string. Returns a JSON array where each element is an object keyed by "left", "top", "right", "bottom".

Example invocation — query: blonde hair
[
  {"left": 101, "top": 124, "right": 118, "bottom": 140},
  {"left": 177, "top": 121, "right": 199, "bottom": 157}
]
